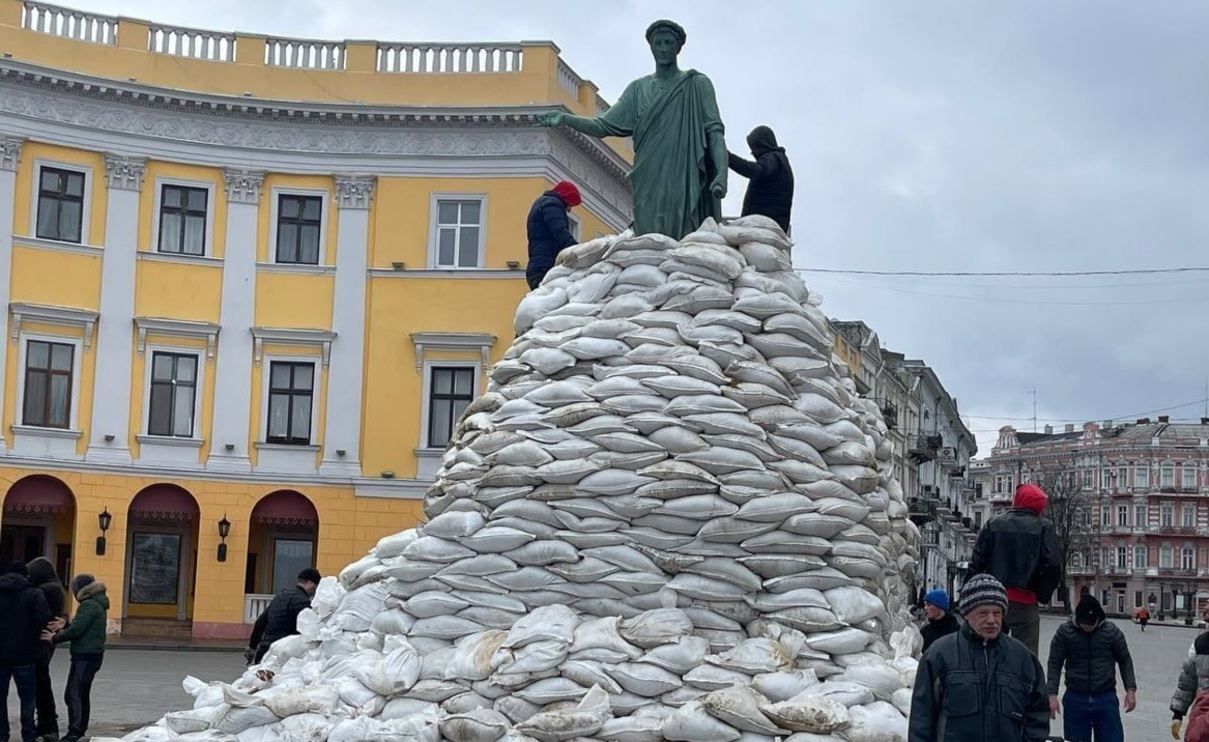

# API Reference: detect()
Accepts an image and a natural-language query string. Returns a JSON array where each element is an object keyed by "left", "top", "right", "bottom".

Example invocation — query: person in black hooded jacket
[
  {"left": 1046, "top": 594, "right": 1136, "bottom": 742},
  {"left": 26, "top": 557, "right": 65, "bottom": 741},
  {"left": 728, "top": 125, "right": 794, "bottom": 233},
  {"left": 248, "top": 568, "right": 320, "bottom": 664},
  {"left": 0, "top": 562, "right": 51, "bottom": 742}
]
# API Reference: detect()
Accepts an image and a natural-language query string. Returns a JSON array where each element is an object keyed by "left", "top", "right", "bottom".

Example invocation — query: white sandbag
[
  {"left": 684, "top": 664, "right": 754, "bottom": 691},
  {"left": 502, "top": 604, "right": 579, "bottom": 648},
  {"left": 561, "top": 660, "right": 623, "bottom": 694},
  {"left": 619, "top": 609, "right": 694, "bottom": 648},
  {"left": 311, "top": 578, "right": 345, "bottom": 619},
  {"left": 889, "top": 688, "right": 912, "bottom": 717},
  {"left": 516, "top": 288, "right": 569, "bottom": 334},
  {"left": 380, "top": 697, "right": 440, "bottom": 720},
  {"left": 515, "top": 678, "right": 590, "bottom": 705},
  {"left": 212, "top": 705, "right": 279, "bottom": 735},
  {"left": 823, "top": 586, "right": 887, "bottom": 625},
  {"left": 759, "top": 693, "right": 850, "bottom": 734},
  {"left": 702, "top": 686, "right": 786, "bottom": 736},
  {"left": 662, "top": 700, "right": 742, "bottom": 742},
  {"left": 706, "top": 638, "right": 793, "bottom": 674},
  {"left": 639, "top": 635, "right": 710, "bottom": 675},
  {"left": 837, "top": 662, "right": 905, "bottom": 702},
  {"left": 263, "top": 685, "right": 339, "bottom": 718},
  {"left": 164, "top": 706, "right": 223, "bottom": 734},
  {"left": 599, "top": 715, "right": 665, "bottom": 742},
  {"left": 843, "top": 701, "right": 907, "bottom": 742},
  {"left": 571, "top": 616, "right": 643, "bottom": 658},
  {"left": 406, "top": 591, "right": 471, "bottom": 618},
  {"left": 439, "top": 708, "right": 511, "bottom": 742},
  {"left": 607, "top": 662, "right": 684, "bottom": 696},
  {"left": 514, "top": 685, "right": 611, "bottom": 742}
]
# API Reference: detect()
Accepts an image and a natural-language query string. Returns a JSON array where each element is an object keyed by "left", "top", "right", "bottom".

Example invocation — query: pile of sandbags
[{"left": 117, "top": 216, "right": 919, "bottom": 742}]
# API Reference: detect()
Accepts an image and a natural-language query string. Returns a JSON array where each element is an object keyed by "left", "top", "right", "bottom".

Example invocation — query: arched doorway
[
  {"left": 244, "top": 490, "right": 318, "bottom": 623},
  {"left": 0, "top": 476, "right": 75, "bottom": 580},
  {"left": 123, "top": 484, "right": 199, "bottom": 632}
]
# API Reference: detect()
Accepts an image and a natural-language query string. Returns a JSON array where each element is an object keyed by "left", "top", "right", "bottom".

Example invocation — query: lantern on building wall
[
  {"left": 217, "top": 514, "right": 231, "bottom": 562},
  {"left": 95, "top": 507, "right": 112, "bottom": 556}
]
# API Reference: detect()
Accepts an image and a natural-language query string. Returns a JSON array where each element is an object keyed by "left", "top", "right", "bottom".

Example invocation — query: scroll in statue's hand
[
  {"left": 710, "top": 175, "right": 727, "bottom": 200},
  {"left": 538, "top": 112, "right": 564, "bottom": 127}
]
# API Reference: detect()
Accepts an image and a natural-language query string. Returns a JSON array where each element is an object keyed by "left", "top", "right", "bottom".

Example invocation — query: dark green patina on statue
[{"left": 540, "top": 20, "right": 727, "bottom": 240}]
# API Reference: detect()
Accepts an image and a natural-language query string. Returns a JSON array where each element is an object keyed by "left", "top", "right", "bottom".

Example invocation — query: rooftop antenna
[{"left": 1031, "top": 389, "right": 1037, "bottom": 433}]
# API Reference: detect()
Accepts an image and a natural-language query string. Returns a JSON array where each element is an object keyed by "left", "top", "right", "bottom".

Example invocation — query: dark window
[
  {"left": 158, "top": 185, "right": 208, "bottom": 255},
  {"left": 36, "top": 167, "right": 85, "bottom": 243},
  {"left": 275, "top": 194, "right": 322, "bottom": 265},
  {"left": 266, "top": 361, "right": 314, "bottom": 444},
  {"left": 22, "top": 340, "right": 73, "bottom": 428},
  {"left": 147, "top": 352, "right": 198, "bottom": 437},
  {"left": 428, "top": 367, "right": 474, "bottom": 448}
]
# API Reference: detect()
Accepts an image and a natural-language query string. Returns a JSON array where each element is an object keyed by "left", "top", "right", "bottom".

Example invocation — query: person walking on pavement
[
  {"left": 1172, "top": 631, "right": 1209, "bottom": 741},
  {"left": 525, "top": 181, "right": 582, "bottom": 290},
  {"left": 26, "top": 558, "right": 64, "bottom": 742},
  {"left": 919, "top": 588, "right": 960, "bottom": 653},
  {"left": 1046, "top": 594, "right": 1137, "bottom": 742},
  {"left": 727, "top": 125, "right": 794, "bottom": 234},
  {"left": 247, "top": 568, "right": 321, "bottom": 664},
  {"left": 908, "top": 573, "right": 1051, "bottom": 742},
  {"left": 43, "top": 574, "right": 108, "bottom": 742},
  {"left": 1137, "top": 606, "right": 1150, "bottom": 632},
  {"left": 0, "top": 562, "right": 52, "bottom": 742},
  {"left": 969, "top": 482, "right": 1061, "bottom": 654}
]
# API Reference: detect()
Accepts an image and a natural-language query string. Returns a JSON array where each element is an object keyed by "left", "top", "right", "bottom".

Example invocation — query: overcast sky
[{"left": 69, "top": 0, "right": 1209, "bottom": 453}]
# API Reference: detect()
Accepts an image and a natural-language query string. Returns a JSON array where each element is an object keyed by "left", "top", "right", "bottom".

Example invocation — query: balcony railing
[
  {"left": 377, "top": 42, "right": 524, "bottom": 73},
  {"left": 908, "top": 433, "right": 942, "bottom": 463},
  {"left": 148, "top": 24, "right": 235, "bottom": 62},
  {"left": 265, "top": 36, "right": 345, "bottom": 69},
  {"left": 20, "top": 0, "right": 115, "bottom": 44},
  {"left": 244, "top": 593, "right": 274, "bottom": 624}
]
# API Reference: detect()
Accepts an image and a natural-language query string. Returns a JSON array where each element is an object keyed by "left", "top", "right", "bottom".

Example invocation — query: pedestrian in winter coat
[
  {"left": 525, "top": 181, "right": 582, "bottom": 290},
  {"left": 248, "top": 568, "right": 321, "bottom": 664},
  {"left": 920, "top": 588, "right": 960, "bottom": 653},
  {"left": 1172, "top": 631, "right": 1209, "bottom": 741},
  {"left": 727, "top": 125, "right": 794, "bottom": 233},
  {"left": 969, "top": 482, "right": 1062, "bottom": 654},
  {"left": 43, "top": 574, "right": 108, "bottom": 742},
  {"left": 0, "top": 562, "right": 52, "bottom": 742},
  {"left": 1046, "top": 594, "right": 1137, "bottom": 742},
  {"left": 1137, "top": 606, "right": 1150, "bottom": 631},
  {"left": 908, "top": 573, "right": 1051, "bottom": 742},
  {"left": 26, "top": 556, "right": 65, "bottom": 741}
]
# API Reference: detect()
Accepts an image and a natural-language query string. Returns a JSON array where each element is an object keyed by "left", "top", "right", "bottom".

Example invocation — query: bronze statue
[{"left": 540, "top": 20, "right": 726, "bottom": 240}]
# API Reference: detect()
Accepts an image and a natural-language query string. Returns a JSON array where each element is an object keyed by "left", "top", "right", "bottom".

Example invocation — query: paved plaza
[{"left": 0, "top": 616, "right": 1198, "bottom": 739}]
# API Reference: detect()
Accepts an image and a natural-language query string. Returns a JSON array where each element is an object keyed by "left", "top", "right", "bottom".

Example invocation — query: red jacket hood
[{"left": 1014, "top": 483, "right": 1048, "bottom": 514}]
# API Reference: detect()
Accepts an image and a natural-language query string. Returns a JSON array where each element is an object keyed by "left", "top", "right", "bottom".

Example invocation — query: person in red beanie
[
  {"left": 969, "top": 482, "right": 1062, "bottom": 654},
  {"left": 525, "top": 181, "right": 582, "bottom": 290}
]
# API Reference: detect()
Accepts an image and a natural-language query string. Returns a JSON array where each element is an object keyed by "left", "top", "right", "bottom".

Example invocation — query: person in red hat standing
[
  {"left": 525, "top": 180, "right": 582, "bottom": 290},
  {"left": 969, "top": 482, "right": 1062, "bottom": 655}
]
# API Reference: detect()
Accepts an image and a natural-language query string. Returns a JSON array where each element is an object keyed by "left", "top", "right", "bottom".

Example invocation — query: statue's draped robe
[{"left": 597, "top": 70, "right": 724, "bottom": 240}]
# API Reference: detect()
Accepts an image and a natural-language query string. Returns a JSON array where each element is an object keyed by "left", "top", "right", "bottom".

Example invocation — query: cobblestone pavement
[{"left": 0, "top": 617, "right": 1198, "bottom": 739}]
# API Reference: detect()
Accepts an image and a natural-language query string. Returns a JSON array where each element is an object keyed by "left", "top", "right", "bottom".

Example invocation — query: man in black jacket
[
  {"left": 1046, "top": 594, "right": 1136, "bottom": 742},
  {"left": 0, "top": 562, "right": 52, "bottom": 742},
  {"left": 525, "top": 181, "right": 581, "bottom": 290},
  {"left": 26, "top": 557, "right": 65, "bottom": 741},
  {"left": 969, "top": 482, "right": 1061, "bottom": 654},
  {"left": 247, "top": 568, "right": 320, "bottom": 664},
  {"left": 909, "top": 573, "right": 1051, "bottom": 742},
  {"left": 728, "top": 125, "right": 794, "bottom": 233}
]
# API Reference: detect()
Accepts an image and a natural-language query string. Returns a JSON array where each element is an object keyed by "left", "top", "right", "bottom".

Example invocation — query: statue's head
[{"left": 645, "top": 19, "right": 686, "bottom": 65}]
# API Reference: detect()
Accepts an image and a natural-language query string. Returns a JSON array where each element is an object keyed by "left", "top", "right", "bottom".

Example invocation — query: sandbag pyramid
[{"left": 118, "top": 216, "right": 922, "bottom": 742}]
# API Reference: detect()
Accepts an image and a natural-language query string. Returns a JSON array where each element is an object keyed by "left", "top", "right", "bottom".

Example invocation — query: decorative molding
[
  {"left": 334, "top": 175, "right": 375, "bottom": 210},
  {"left": 368, "top": 268, "right": 525, "bottom": 279},
  {"left": 13, "top": 235, "right": 104, "bottom": 257},
  {"left": 256, "top": 262, "right": 335, "bottom": 276},
  {"left": 250, "top": 327, "right": 336, "bottom": 366},
  {"left": 224, "top": 169, "right": 265, "bottom": 205},
  {"left": 136, "top": 434, "right": 204, "bottom": 448},
  {"left": 136, "top": 250, "right": 224, "bottom": 267},
  {"left": 0, "top": 136, "right": 23, "bottom": 172},
  {"left": 9, "top": 302, "right": 99, "bottom": 347},
  {"left": 11, "top": 425, "right": 83, "bottom": 440},
  {"left": 410, "top": 331, "right": 496, "bottom": 371},
  {"left": 103, "top": 154, "right": 146, "bottom": 191},
  {"left": 134, "top": 317, "right": 221, "bottom": 358}
]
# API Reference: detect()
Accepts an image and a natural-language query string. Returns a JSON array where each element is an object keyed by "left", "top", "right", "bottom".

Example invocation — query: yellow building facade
[{"left": 0, "top": 0, "right": 631, "bottom": 638}]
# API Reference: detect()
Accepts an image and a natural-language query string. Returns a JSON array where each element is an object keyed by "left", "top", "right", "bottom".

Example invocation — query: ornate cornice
[
  {"left": 223, "top": 169, "right": 265, "bottom": 205},
  {"left": 334, "top": 175, "right": 375, "bottom": 210},
  {"left": 0, "top": 136, "right": 23, "bottom": 172},
  {"left": 103, "top": 154, "right": 146, "bottom": 191}
]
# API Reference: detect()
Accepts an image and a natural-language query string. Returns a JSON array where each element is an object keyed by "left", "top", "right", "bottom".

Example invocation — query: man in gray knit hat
[{"left": 909, "top": 573, "right": 1051, "bottom": 741}]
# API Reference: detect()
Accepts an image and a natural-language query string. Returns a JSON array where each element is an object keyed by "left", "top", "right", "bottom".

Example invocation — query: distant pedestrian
[
  {"left": 727, "top": 125, "right": 794, "bottom": 233},
  {"left": 26, "top": 557, "right": 65, "bottom": 742},
  {"left": 1137, "top": 606, "right": 1150, "bottom": 632},
  {"left": 0, "top": 562, "right": 52, "bottom": 742},
  {"left": 525, "top": 181, "right": 582, "bottom": 290},
  {"left": 919, "top": 588, "right": 959, "bottom": 653},
  {"left": 248, "top": 568, "right": 321, "bottom": 664},
  {"left": 43, "top": 574, "right": 108, "bottom": 742},
  {"left": 908, "top": 574, "right": 1050, "bottom": 742},
  {"left": 1171, "top": 631, "right": 1209, "bottom": 741},
  {"left": 1046, "top": 594, "right": 1136, "bottom": 742},
  {"left": 969, "top": 482, "right": 1062, "bottom": 654}
]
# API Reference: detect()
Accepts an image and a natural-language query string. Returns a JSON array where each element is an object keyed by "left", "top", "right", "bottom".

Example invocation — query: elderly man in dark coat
[{"left": 728, "top": 125, "right": 794, "bottom": 233}]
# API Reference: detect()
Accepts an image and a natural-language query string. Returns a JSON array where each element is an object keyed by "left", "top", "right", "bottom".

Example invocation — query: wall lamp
[
  {"left": 96, "top": 507, "right": 112, "bottom": 556},
  {"left": 217, "top": 514, "right": 231, "bottom": 562}
]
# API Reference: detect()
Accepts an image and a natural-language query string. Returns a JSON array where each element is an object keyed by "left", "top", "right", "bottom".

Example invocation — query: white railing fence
[
  {"left": 265, "top": 37, "right": 345, "bottom": 70},
  {"left": 377, "top": 43, "right": 523, "bottom": 73},
  {"left": 243, "top": 593, "right": 274, "bottom": 624},
  {"left": 557, "top": 59, "right": 581, "bottom": 98},
  {"left": 21, "top": 0, "right": 116, "bottom": 44},
  {"left": 148, "top": 24, "right": 235, "bottom": 62}
]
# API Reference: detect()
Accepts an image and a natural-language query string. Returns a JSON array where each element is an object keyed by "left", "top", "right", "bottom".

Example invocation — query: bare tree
[{"left": 1032, "top": 467, "right": 1094, "bottom": 611}]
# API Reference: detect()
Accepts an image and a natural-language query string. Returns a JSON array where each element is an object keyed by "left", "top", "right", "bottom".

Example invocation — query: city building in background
[{"left": 0, "top": 0, "right": 631, "bottom": 639}]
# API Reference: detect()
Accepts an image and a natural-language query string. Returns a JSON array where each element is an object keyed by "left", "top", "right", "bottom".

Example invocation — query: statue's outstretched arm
[{"left": 538, "top": 111, "right": 611, "bottom": 139}]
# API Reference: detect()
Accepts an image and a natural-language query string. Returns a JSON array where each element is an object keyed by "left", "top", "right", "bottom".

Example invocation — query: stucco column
[
  {"left": 319, "top": 176, "right": 374, "bottom": 476},
  {"left": 206, "top": 169, "right": 263, "bottom": 473},
  {"left": 0, "top": 136, "right": 24, "bottom": 453},
  {"left": 85, "top": 154, "right": 146, "bottom": 464}
]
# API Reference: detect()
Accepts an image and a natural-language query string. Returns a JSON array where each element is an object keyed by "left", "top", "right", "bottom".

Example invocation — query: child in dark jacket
[{"left": 42, "top": 574, "right": 108, "bottom": 742}]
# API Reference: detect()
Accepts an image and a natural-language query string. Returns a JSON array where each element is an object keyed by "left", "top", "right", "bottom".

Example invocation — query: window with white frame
[
  {"left": 1161, "top": 545, "right": 1174, "bottom": 568},
  {"left": 1082, "top": 470, "right": 1093, "bottom": 489},
  {"left": 1184, "top": 505, "right": 1196, "bottom": 529},
  {"left": 1134, "top": 545, "right": 1147, "bottom": 569},
  {"left": 1162, "top": 503, "right": 1174, "bottom": 527},
  {"left": 22, "top": 339, "right": 73, "bottom": 428},
  {"left": 1183, "top": 546, "right": 1195, "bottom": 571},
  {"left": 1101, "top": 505, "right": 1111, "bottom": 527},
  {"left": 1135, "top": 503, "right": 1147, "bottom": 528},
  {"left": 568, "top": 213, "right": 581, "bottom": 243},
  {"left": 1081, "top": 508, "right": 1091, "bottom": 527},
  {"left": 266, "top": 361, "right": 314, "bottom": 444},
  {"left": 427, "top": 366, "right": 475, "bottom": 449},
  {"left": 158, "top": 184, "right": 209, "bottom": 256},
  {"left": 1162, "top": 466, "right": 1176, "bottom": 489},
  {"left": 1117, "top": 467, "right": 1128, "bottom": 488},
  {"left": 1116, "top": 504, "right": 1128, "bottom": 527},
  {"left": 432, "top": 198, "right": 483, "bottom": 268},
  {"left": 36, "top": 166, "right": 86, "bottom": 243},
  {"left": 1135, "top": 466, "right": 1150, "bottom": 489},
  {"left": 1101, "top": 468, "right": 1111, "bottom": 490},
  {"left": 1184, "top": 466, "right": 1199, "bottom": 491},
  {"left": 147, "top": 352, "right": 198, "bottom": 438},
  {"left": 1071, "top": 552, "right": 1082, "bottom": 568},
  {"left": 275, "top": 194, "right": 323, "bottom": 265},
  {"left": 1116, "top": 546, "right": 1127, "bottom": 568}
]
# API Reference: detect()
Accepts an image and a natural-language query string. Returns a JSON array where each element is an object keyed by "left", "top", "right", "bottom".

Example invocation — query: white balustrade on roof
[
  {"left": 148, "top": 23, "right": 235, "bottom": 62},
  {"left": 376, "top": 42, "right": 524, "bottom": 73},
  {"left": 265, "top": 36, "right": 346, "bottom": 70},
  {"left": 21, "top": 0, "right": 115, "bottom": 44}
]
